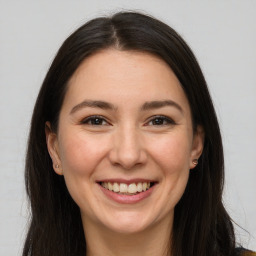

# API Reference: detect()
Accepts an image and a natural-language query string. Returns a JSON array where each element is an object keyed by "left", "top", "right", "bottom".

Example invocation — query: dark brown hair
[{"left": 23, "top": 11, "right": 236, "bottom": 256}]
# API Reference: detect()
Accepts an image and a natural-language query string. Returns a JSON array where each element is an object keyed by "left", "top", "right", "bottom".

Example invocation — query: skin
[{"left": 46, "top": 49, "right": 204, "bottom": 256}]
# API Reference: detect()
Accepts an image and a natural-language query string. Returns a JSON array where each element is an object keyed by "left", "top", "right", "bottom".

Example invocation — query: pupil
[
  {"left": 153, "top": 118, "right": 163, "bottom": 125},
  {"left": 93, "top": 118, "right": 101, "bottom": 125}
]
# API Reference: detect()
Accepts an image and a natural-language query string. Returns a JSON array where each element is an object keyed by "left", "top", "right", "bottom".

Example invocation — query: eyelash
[
  {"left": 145, "top": 115, "right": 175, "bottom": 126},
  {"left": 81, "top": 115, "right": 109, "bottom": 126},
  {"left": 80, "top": 115, "right": 175, "bottom": 127}
]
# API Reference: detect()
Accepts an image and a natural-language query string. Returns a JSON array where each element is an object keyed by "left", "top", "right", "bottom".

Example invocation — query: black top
[{"left": 235, "top": 247, "right": 256, "bottom": 255}]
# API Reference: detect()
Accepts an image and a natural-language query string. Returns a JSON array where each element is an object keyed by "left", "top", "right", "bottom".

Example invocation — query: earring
[
  {"left": 192, "top": 159, "right": 198, "bottom": 165},
  {"left": 55, "top": 164, "right": 60, "bottom": 168}
]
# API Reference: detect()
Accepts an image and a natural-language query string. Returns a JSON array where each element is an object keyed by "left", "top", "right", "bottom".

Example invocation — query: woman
[{"left": 23, "top": 11, "right": 255, "bottom": 256}]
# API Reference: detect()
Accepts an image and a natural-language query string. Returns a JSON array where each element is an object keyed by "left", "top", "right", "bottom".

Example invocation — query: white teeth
[
  {"left": 108, "top": 182, "right": 113, "bottom": 191},
  {"left": 113, "top": 182, "right": 119, "bottom": 192},
  {"left": 137, "top": 182, "right": 142, "bottom": 192},
  {"left": 101, "top": 181, "right": 152, "bottom": 194},
  {"left": 120, "top": 183, "right": 128, "bottom": 193},
  {"left": 128, "top": 183, "right": 137, "bottom": 193}
]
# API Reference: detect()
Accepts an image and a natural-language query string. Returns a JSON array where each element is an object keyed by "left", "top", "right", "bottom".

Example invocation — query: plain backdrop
[{"left": 0, "top": 1, "right": 255, "bottom": 255}]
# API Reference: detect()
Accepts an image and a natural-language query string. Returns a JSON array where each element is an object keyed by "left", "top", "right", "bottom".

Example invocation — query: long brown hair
[{"left": 23, "top": 11, "right": 236, "bottom": 256}]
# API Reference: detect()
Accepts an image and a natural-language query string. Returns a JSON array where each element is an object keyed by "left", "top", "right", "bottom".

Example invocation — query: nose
[{"left": 108, "top": 126, "right": 147, "bottom": 170}]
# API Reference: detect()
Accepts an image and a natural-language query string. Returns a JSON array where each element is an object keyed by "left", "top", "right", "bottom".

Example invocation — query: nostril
[{"left": 108, "top": 138, "right": 148, "bottom": 170}]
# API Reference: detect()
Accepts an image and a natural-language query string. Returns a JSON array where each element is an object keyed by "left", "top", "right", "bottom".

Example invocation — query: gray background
[{"left": 0, "top": 1, "right": 255, "bottom": 255}]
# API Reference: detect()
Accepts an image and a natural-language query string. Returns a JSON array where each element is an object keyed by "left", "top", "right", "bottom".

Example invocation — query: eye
[
  {"left": 81, "top": 115, "right": 109, "bottom": 126},
  {"left": 145, "top": 115, "right": 175, "bottom": 126}
]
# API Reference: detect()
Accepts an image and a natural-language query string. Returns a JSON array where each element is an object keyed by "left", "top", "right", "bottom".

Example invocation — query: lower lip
[{"left": 98, "top": 184, "right": 156, "bottom": 204}]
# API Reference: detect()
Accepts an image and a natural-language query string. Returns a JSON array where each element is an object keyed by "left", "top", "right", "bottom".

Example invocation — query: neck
[{"left": 82, "top": 215, "right": 173, "bottom": 256}]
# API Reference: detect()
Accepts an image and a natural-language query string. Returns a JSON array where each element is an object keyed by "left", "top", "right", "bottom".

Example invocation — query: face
[{"left": 46, "top": 49, "right": 204, "bottom": 235}]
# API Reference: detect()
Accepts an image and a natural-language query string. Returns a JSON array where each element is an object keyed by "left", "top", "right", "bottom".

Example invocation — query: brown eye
[
  {"left": 146, "top": 116, "right": 175, "bottom": 126},
  {"left": 81, "top": 116, "right": 108, "bottom": 126},
  {"left": 152, "top": 117, "right": 165, "bottom": 125}
]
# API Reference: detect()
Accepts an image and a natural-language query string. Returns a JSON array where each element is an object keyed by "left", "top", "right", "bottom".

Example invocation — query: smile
[
  {"left": 100, "top": 181, "right": 154, "bottom": 195},
  {"left": 98, "top": 180, "right": 157, "bottom": 204}
]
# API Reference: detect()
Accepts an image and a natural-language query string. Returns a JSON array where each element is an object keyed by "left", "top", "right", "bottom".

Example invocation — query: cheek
[
  {"left": 57, "top": 131, "right": 108, "bottom": 211},
  {"left": 146, "top": 133, "right": 191, "bottom": 215},
  {"left": 148, "top": 133, "right": 192, "bottom": 173},
  {"left": 58, "top": 130, "right": 107, "bottom": 177}
]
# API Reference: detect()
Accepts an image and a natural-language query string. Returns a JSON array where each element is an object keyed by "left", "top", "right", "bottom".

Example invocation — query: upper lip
[{"left": 96, "top": 178, "right": 157, "bottom": 184}]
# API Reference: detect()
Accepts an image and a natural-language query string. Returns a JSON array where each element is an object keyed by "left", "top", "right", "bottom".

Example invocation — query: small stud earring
[
  {"left": 55, "top": 164, "right": 60, "bottom": 168},
  {"left": 192, "top": 159, "right": 198, "bottom": 165}
]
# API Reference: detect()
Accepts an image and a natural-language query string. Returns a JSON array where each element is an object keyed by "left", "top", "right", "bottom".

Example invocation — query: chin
[
  {"left": 100, "top": 211, "right": 157, "bottom": 235},
  {"left": 106, "top": 221, "right": 149, "bottom": 235}
]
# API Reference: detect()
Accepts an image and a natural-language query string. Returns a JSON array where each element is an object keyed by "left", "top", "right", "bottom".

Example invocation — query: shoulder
[{"left": 235, "top": 248, "right": 256, "bottom": 256}]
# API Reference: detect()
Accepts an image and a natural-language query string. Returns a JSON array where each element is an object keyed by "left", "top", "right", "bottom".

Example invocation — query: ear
[
  {"left": 45, "top": 121, "right": 62, "bottom": 175},
  {"left": 190, "top": 125, "right": 204, "bottom": 169}
]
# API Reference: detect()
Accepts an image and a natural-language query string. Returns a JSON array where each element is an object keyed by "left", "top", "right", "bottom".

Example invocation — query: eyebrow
[
  {"left": 70, "top": 99, "right": 183, "bottom": 114},
  {"left": 70, "top": 100, "right": 117, "bottom": 114},
  {"left": 141, "top": 100, "right": 183, "bottom": 113}
]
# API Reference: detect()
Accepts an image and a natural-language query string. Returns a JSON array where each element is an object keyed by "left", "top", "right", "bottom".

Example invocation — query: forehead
[
  {"left": 69, "top": 49, "right": 178, "bottom": 88},
  {"left": 63, "top": 49, "right": 191, "bottom": 114}
]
